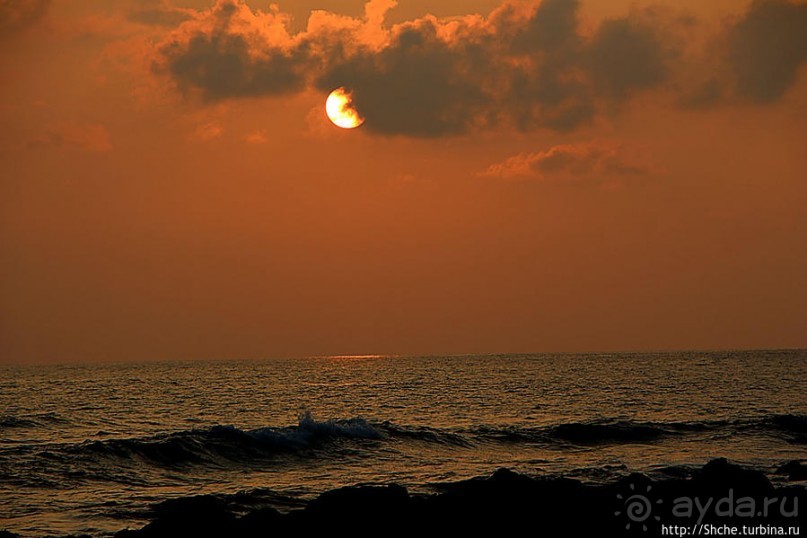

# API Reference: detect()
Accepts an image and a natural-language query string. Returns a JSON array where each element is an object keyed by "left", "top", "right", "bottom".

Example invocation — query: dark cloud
[
  {"left": 153, "top": 0, "right": 640, "bottom": 135},
  {"left": 315, "top": 18, "right": 497, "bottom": 136},
  {"left": 160, "top": 33, "right": 307, "bottom": 99},
  {"left": 503, "top": 0, "right": 594, "bottom": 132},
  {"left": 152, "top": 0, "right": 807, "bottom": 137},
  {"left": 154, "top": 1, "right": 308, "bottom": 99},
  {"left": 0, "top": 0, "right": 50, "bottom": 38},
  {"left": 728, "top": 0, "right": 807, "bottom": 103},
  {"left": 510, "top": 0, "right": 581, "bottom": 54},
  {"left": 586, "top": 16, "right": 670, "bottom": 100},
  {"left": 507, "top": 69, "right": 595, "bottom": 132}
]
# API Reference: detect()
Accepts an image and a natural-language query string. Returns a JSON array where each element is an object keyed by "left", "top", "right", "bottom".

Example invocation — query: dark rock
[
  {"left": 236, "top": 507, "right": 285, "bottom": 538},
  {"left": 692, "top": 457, "right": 774, "bottom": 495},
  {"left": 301, "top": 484, "right": 411, "bottom": 530},
  {"left": 115, "top": 495, "right": 238, "bottom": 538},
  {"left": 776, "top": 460, "right": 807, "bottom": 481},
  {"left": 113, "top": 459, "right": 806, "bottom": 538}
]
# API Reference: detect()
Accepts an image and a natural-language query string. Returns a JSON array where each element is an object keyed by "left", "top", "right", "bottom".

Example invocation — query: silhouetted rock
[
  {"left": 776, "top": 460, "right": 807, "bottom": 481},
  {"left": 235, "top": 507, "right": 284, "bottom": 538},
  {"left": 115, "top": 495, "right": 237, "bottom": 538},
  {"left": 305, "top": 483, "right": 410, "bottom": 517},
  {"left": 114, "top": 459, "right": 806, "bottom": 538},
  {"left": 692, "top": 457, "right": 775, "bottom": 494}
]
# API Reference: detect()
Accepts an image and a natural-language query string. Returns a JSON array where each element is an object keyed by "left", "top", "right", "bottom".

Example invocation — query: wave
[
  {"left": 13, "top": 413, "right": 807, "bottom": 472},
  {"left": 379, "top": 422, "right": 474, "bottom": 447},
  {"left": 753, "top": 413, "right": 807, "bottom": 443},
  {"left": 467, "top": 414, "right": 807, "bottom": 446},
  {"left": 466, "top": 420, "right": 710, "bottom": 445},
  {"left": 67, "top": 412, "right": 385, "bottom": 467},
  {"left": 766, "top": 414, "right": 807, "bottom": 434},
  {"left": 0, "top": 412, "right": 67, "bottom": 430}
]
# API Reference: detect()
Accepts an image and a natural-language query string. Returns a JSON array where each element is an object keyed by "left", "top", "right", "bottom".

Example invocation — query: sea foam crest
[{"left": 247, "top": 411, "right": 385, "bottom": 448}]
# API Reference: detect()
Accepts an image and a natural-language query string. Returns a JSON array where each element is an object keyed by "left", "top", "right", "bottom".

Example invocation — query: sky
[{"left": 1, "top": 0, "right": 806, "bottom": 363}]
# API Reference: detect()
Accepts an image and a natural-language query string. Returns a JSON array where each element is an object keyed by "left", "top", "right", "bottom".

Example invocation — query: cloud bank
[{"left": 151, "top": 0, "right": 807, "bottom": 137}]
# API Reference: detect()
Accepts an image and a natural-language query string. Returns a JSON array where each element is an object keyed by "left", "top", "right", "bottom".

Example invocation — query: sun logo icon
[{"left": 615, "top": 483, "right": 663, "bottom": 531}]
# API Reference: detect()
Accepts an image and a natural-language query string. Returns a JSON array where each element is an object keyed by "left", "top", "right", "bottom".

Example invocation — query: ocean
[{"left": 1, "top": 350, "right": 805, "bottom": 537}]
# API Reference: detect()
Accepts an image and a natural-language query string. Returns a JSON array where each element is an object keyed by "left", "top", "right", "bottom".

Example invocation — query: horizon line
[{"left": 2, "top": 346, "right": 805, "bottom": 368}]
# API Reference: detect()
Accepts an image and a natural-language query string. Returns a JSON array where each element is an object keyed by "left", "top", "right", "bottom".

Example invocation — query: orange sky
[{"left": 1, "top": 0, "right": 806, "bottom": 363}]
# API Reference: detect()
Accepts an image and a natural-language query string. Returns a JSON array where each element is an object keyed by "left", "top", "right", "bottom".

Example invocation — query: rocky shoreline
[{"left": 2, "top": 459, "right": 804, "bottom": 538}]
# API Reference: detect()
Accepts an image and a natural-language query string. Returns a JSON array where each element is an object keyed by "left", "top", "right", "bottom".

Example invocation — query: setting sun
[{"left": 325, "top": 87, "right": 365, "bottom": 129}]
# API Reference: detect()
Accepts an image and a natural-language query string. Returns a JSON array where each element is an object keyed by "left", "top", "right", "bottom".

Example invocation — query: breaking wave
[{"left": 4, "top": 413, "right": 805, "bottom": 475}]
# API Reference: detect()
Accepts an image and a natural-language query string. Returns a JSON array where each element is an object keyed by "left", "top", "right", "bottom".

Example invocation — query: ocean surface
[{"left": 1, "top": 350, "right": 806, "bottom": 537}]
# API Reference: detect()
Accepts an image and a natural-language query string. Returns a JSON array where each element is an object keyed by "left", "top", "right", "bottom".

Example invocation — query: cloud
[
  {"left": 244, "top": 130, "right": 268, "bottom": 144},
  {"left": 193, "top": 121, "right": 222, "bottom": 141},
  {"left": 154, "top": 1, "right": 308, "bottom": 100},
  {"left": 127, "top": 1, "right": 192, "bottom": 27},
  {"left": 728, "top": 0, "right": 807, "bottom": 103},
  {"left": 481, "top": 141, "right": 653, "bottom": 182},
  {"left": 313, "top": 15, "right": 497, "bottom": 137},
  {"left": 586, "top": 15, "right": 671, "bottom": 101},
  {"left": 0, "top": 0, "right": 50, "bottom": 38},
  {"left": 149, "top": 0, "right": 807, "bottom": 137},
  {"left": 20, "top": 122, "right": 113, "bottom": 152}
]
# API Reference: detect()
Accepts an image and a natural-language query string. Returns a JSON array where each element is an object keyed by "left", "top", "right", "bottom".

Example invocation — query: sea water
[{"left": 1, "top": 350, "right": 805, "bottom": 536}]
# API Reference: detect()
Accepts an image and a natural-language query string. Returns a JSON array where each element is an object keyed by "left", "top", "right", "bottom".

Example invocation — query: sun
[{"left": 325, "top": 87, "right": 365, "bottom": 129}]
